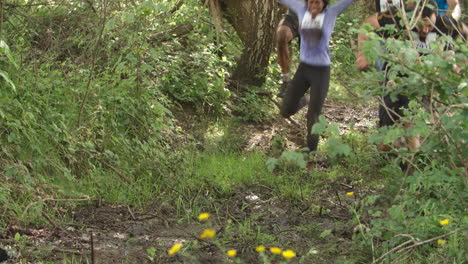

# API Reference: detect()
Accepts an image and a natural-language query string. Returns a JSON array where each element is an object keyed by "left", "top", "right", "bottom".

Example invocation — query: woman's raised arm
[{"left": 278, "top": 0, "right": 307, "bottom": 16}]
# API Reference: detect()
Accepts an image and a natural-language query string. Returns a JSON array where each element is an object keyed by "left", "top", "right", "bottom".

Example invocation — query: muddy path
[
  {"left": 1, "top": 188, "right": 366, "bottom": 264},
  {"left": 0, "top": 99, "right": 378, "bottom": 264}
]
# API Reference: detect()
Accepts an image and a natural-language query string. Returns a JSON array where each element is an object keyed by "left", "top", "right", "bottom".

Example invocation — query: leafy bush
[
  {"left": 0, "top": 0, "right": 239, "bottom": 225},
  {"left": 347, "top": 23, "right": 468, "bottom": 262}
]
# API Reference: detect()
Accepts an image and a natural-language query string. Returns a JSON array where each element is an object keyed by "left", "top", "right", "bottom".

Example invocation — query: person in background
[
  {"left": 356, "top": 2, "right": 465, "bottom": 151},
  {"left": 276, "top": 9, "right": 300, "bottom": 98},
  {"left": 375, "top": 0, "right": 402, "bottom": 12},
  {"left": 278, "top": 0, "right": 357, "bottom": 152},
  {"left": 375, "top": 0, "right": 461, "bottom": 19},
  {"left": 435, "top": 0, "right": 461, "bottom": 19}
]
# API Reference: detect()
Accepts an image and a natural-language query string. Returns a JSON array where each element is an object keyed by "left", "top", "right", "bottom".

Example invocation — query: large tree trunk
[{"left": 219, "top": 0, "right": 282, "bottom": 92}]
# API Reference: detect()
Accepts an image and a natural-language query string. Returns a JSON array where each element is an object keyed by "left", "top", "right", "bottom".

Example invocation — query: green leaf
[
  {"left": 319, "top": 229, "right": 332, "bottom": 238},
  {"left": 328, "top": 123, "right": 340, "bottom": 136},
  {"left": 311, "top": 115, "right": 327, "bottom": 134},
  {"left": 0, "top": 71, "right": 16, "bottom": 92},
  {"left": 325, "top": 138, "right": 351, "bottom": 158},
  {"left": 280, "top": 150, "right": 306, "bottom": 169},
  {"left": 266, "top": 158, "right": 279, "bottom": 172},
  {"left": 371, "top": 210, "right": 382, "bottom": 217},
  {"left": 362, "top": 23, "right": 376, "bottom": 32},
  {"left": 104, "top": 18, "right": 116, "bottom": 33},
  {"left": 0, "top": 40, "right": 18, "bottom": 68}
]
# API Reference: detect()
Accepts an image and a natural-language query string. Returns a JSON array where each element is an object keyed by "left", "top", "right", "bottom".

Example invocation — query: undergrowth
[{"left": 0, "top": 0, "right": 466, "bottom": 263}]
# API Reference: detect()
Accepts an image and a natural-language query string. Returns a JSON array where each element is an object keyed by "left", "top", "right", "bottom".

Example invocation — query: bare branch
[
  {"left": 148, "top": 22, "right": 194, "bottom": 43},
  {"left": 373, "top": 227, "right": 468, "bottom": 263}
]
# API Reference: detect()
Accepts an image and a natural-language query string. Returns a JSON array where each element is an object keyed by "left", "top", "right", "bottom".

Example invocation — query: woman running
[{"left": 278, "top": 0, "right": 356, "bottom": 151}]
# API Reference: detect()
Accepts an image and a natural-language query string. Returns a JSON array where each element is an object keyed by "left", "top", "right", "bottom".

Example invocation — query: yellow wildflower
[
  {"left": 346, "top": 192, "right": 354, "bottom": 196},
  {"left": 227, "top": 249, "right": 237, "bottom": 257},
  {"left": 270, "top": 247, "right": 282, "bottom": 255},
  {"left": 199, "top": 229, "right": 216, "bottom": 239},
  {"left": 255, "top": 245, "right": 266, "bottom": 252},
  {"left": 439, "top": 219, "right": 449, "bottom": 226},
  {"left": 198, "top": 213, "right": 210, "bottom": 221},
  {"left": 282, "top": 249, "right": 296, "bottom": 259},
  {"left": 437, "top": 239, "right": 447, "bottom": 245},
  {"left": 168, "top": 243, "right": 183, "bottom": 255}
]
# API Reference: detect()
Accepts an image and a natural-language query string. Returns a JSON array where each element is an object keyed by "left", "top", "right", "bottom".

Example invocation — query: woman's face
[{"left": 308, "top": 0, "right": 324, "bottom": 17}]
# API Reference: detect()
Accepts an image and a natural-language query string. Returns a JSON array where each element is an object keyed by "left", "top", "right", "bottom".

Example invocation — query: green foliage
[
  {"left": 266, "top": 149, "right": 308, "bottom": 172},
  {"left": 2, "top": 1, "right": 466, "bottom": 263},
  {"left": 0, "top": 41, "right": 17, "bottom": 91},
  {"left": 190, "top": 151, "right": 270, "bottom": 194},
  {"left": 231, "top": 88, "right": 274, "bottom": 123},
  {"left": 146, "top": 247, "right": 158, "bottom": 262},
  {"left": 350, "top": 23, "right": 468, "bottom": 262},
  {"left": 103, "top": 1, "right": 233, "bottom": 115},
  {"left": 312, "top": 116, "right": 352, "bottom": 159},
  {"left": 0, "top": 0, "right": 242, "bottom": 227},
  {"left": 330, "top": 0, "right": 370, "bottom": 99}
]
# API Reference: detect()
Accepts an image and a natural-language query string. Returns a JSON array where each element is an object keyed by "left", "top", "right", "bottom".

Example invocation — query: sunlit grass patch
[{"left": 190, "top": 151, "right": 271, "bottom": 190}]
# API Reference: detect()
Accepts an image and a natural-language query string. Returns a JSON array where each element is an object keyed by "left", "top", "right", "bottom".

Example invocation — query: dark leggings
[
  {"left": 378, "top": 94, "right": 409, "bottom": 127},
  {"left": 280, "top": 63, "right": 330, "bottom": 151}
]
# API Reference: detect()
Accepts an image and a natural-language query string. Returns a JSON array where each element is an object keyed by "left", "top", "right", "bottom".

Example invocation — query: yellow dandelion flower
[
  {"left": 227, "top": 249, "right": 237, "bottom": 257},
  {"left": 269, "top": 247, "right": 282, "bottom": 255},
  {"left": 255, "top": 245, "right": 266, "bottom": 252},
  {"left": 198, "top": 213, "right": 210, "bottom": 221},
  {"left": 282, "top": 249, "right": 296, "bottom": 259},
  {"left": 439, "top": 219, "right": 449, "bottom": 226},
  {"left": 168, "top": 243, "right": 183, "bottom": 255},
  {"left": 199, "top": 229, "right": 216, "bottom": 239},
  {"left": 437, "top": 239, "right": 447, "bottom": 245},
  {"left": 346, "top": 192, "right": 354, "bottom": 196}
]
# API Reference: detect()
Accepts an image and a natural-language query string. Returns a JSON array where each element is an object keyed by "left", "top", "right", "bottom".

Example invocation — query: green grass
[{"left": 192, "top": 151, "right": 270, "bottom": 188}]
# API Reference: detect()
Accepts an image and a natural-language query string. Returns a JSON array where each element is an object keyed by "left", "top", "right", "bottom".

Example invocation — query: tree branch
[
  {"left": 168, "top": 0, "right": 185, "bottom": 14},
  {"left": 148, "top": 22, "right": 194, "bottom": 43},
  {"left": 398, "top": 227, "right": 468, "bottom": 252},
  {"left": 373, "top": 227, "right": 468, "bottom": 264},
  {"left": 0, "top": 0, "right": 4, "bottom": 41},
  {"left": 77, "top": 0, "right": 108, "bottom": 127}
]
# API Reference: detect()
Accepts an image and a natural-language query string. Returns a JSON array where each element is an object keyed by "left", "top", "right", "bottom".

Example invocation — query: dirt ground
[
  {"left": 245, "top": 98, "right": 377, "bottom": 152},
  {"left": 0, "top": 189, "right": 364, "bottom": 264},
  {"left": 0, "top": 99, "right": 378, "bottom": 264}
]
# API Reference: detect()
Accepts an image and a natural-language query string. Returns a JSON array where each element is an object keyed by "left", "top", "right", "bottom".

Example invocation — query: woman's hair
[{"left": 306, "top": 0, "right": 329, "bottom": 10}]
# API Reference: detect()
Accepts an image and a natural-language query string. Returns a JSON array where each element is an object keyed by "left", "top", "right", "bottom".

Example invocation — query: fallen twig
[
  {"left": 97, "top": 159, "right": 132, "bottom": 184},
  {"left": 41, "top": 211, "right": 63, "bottom": 231},
  {"left": 52, "top": 247, "right": 82, "bottom": 255},
  {"left": 396, "top": 227, "right": 468, "bottom": 253},
  {"left": 373, "top": 227, "right": 468, "bottom": 263},
  {"left": 372, "top": 236, "right": 416, "bottom": 264},
  {"left": 91, "top": 231, "right": 95, "bottom": 264},
  {"left": 127, "top": 205, "right": 136, "bottom": 221},
  {"left": 334, "top": 189, "right": 343, "bottom": 206},
  {"left": 43, "top": 197, "right": 93, "bottom": 203}
]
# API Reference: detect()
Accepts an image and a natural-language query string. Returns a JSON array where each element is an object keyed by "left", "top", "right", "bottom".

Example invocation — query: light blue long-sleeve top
[{"left": 279, "top": 0, "right": 356, "bottom": 66}]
